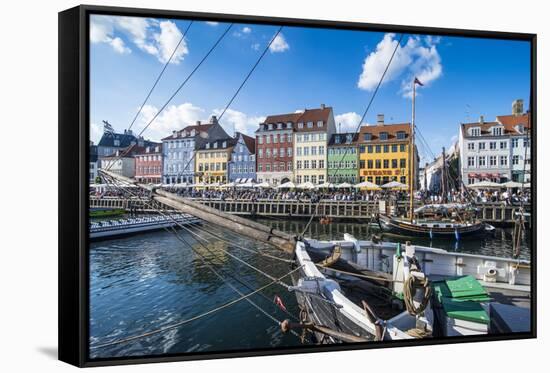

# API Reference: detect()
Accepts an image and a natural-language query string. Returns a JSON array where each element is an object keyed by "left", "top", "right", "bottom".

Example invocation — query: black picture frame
[{"left": 58, "top": 4, "right": 537, "bottom": 367}]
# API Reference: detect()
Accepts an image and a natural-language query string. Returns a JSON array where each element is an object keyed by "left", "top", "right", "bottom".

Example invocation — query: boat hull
[{"left": 377, "top": 214, "right": 491, "bottom": 239}]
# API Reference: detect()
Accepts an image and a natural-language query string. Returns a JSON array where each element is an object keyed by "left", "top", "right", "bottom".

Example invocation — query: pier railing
[{"left": 89, "top": 197, "right": 530, "bottom": 225}]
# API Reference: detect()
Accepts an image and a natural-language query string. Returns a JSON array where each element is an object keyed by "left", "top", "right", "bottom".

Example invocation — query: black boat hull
[{"left": 377, "top": 214, "right": 490, "bottom": 239}]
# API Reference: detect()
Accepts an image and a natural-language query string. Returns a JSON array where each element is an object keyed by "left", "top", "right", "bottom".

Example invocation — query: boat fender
[
  {"left": 429, "top": 229, "right": 433, "bottom": 240},
  {"left": 484, "top": 267, "right": 498, "bottom": 282},
  {"left": 454, "top": 229, "right": 460, "bottom": 241}
]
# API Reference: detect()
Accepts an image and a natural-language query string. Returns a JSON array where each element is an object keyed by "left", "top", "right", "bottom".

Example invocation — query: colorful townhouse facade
[
  {"left": 228, "top": 132, "right": 256, "bottom": 182},
  {"left": 459, "top": 99, "right": 531, "bottom": 185},
  {"left": 293, "top": 105, "right": 336, "bottom": 185},
  {"left": 161, "top": 115, "right": 228, "bottom": 184},
  {"left": 327, "top": 133, "right": 359, "bottom": 183},
  {"left": 195, "top": 138, "right": 236, "bottom": 184},
  {"left": 358, "top": 117, "right": 416, "bottom": 186},
  {"left": 134, "top": 144, "right": 163, "bottom": 184},
  {"left": 255, "top": 114, "right": 296, "bottom": 186}
]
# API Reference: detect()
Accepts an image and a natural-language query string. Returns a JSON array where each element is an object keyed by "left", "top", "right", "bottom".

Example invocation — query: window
[
  {"left": 296, "top": 160, "right": 302, "bottom": 169},
  {"left": 311, "top": 146, "right": 317, "bottom": 156},
  {"left": 303, "top": 147, "right": 310, "bottom": 156},
  {"left": 364, "top": 133, "right": 372, "bottom": 141},
  {"left": 479, "top": 156, "right": 486, "bottom": 167},
  {"left": 512, "top": 155, "right": 519, "bottom": 165},
  {"left": 304, "top": 160, "right": 310, "bottom": 169},
  {"left": 471, "top": 127, "right": 480, "bottom": 136},
  {"left": 500, "top": 141, "right": 507, "bottom": 149},
  {"left": 273, "top": 134, "right": 278, "bottom": 143},
  {"left": 400, "top": 176, "right": 406, "bottom": 184},
  {"left": 479, "top": 142, "right": 486, "bottom": 150},
  {"left": 296, "top": 134, "right": 302, "bottom": 143},
  {"left": 268, "top": 124, "right": 273, "bottom": 130},
  {"left": 367, "top": 160, "right": 373, "bottom": 169},
  {"left": 375, "top": 145, "right": 381, "bottom": 153},
  {"left": 319, "top": 146, "right": 325, "bottom": 155},
  {"left": 400, "top": 144, "right": 406, "bottom": 152},
  {"left": 396, "top": 131, "right": 406, "bottom": 140},
  {"left": 359, "top": 160, "right": 365, "bottom": 169},
  {"left": 287, "top": 162, "right": 292, "bottom": 171},
  {"left": 500, "top": 155, "right": 508, "bottom": 166},
  {"left": 287, "top": 122, "right": 293, "bottom": 129},
  {"left": 375, "top": 160, "right": 381, "bottom": 168},
  {"left": 359, "top": 145, "right": 365, "bottom": 153},
  {"left": 383, "top": 159, "right": 389, "bottom": 168},
  {"left": 317, "top": 121, "right": 323, "bottom": 128},
  {"left": 266, "top": 163, "right": 271, "bottom": 171},
  {"left": 368, "top": 145, "right": 373, "bottom": 153},
  {"left": 311, "top": 175, "right": 317, "bottom": 184},
  {"left": 307, "top": 121, "right": 313, "bottom": 128},
  {"left": 296, "top": 175, "right": 302, "bottom": 184},
  {"left": 524, "top": 138, "right": 530, "bottom": 147},
  {"left": 467, "top": 143, "right": 475, "bottom": 150},
  {"left": 380, "top": 132, "right": 388, "bottom": 140},
  {"left": 287, "top": 148, "right": 292, "bottom": 157},
  {"left": 266, "top": 136, "right": 271, "bottom": 144},
  {"left": 512, "top": 138, "right": 519, "bottom": 148},
  {"left": 489, "top": 156, "right": 497, "bottom": 166},
  {"left": 493, "top": 127, "right": 503, "bottom": 136},
  {"left": 392, "top": 144, "right": 398, "bottom": 152},
  {"left": 266, "top": 149, "right": 271, "bottom": 157},
  {"left": 303, "top": 134, "right": 310, "bottom": 142},
  {"left": 400, "top": 159, "right": 406, "bottom": 168},
  {"left": 296, "top": 147, "right": 302, "bottom": 156},
  {"left": 392, "top": 159, "right": 398, "bottom": 168},
  {"left": 311, "top": 160, "right": 317, "bottom": 169},
  {"left": 489, "top": 142, "right": 496, "bottom": 150},
  {"left": 288, "top": 134, "right": 293, "bottom": 143},
  {"left": 319, "top": 160, "right": 324, "bottom": 169},
  {"left": 467, "top": 156, "right": 475, "bottom": 167},
  {"left": 383, "top": 145, "right": 389, "bottom": 153}
]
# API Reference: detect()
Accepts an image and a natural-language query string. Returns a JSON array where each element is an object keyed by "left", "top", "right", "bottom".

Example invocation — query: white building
[
  {"left": 100, "top": 149, "right": 136, "bottom": 178},
  {"left": 459, "top": 99, "right": 531, "bottom": 186}
]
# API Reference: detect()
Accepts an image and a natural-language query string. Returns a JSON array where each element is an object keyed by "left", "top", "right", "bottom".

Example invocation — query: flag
[
  {"left": 102, "top": 120, "right": 115, "bottom": 134},
  {"left": 414, "top": 77, "right": 424, "bottom": 86},
  {"left": 273, "top": 295, "right": 287, "bottom": 312}
]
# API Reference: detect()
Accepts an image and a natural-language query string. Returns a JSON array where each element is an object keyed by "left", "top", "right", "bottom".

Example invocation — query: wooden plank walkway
[{"left": 89, "top": 197, "right": 530, "bottom": 225}]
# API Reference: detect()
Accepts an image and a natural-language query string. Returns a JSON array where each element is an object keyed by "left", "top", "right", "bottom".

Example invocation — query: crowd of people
[{"left": 89, "top": 185, "right": 531, "bottom": 206}]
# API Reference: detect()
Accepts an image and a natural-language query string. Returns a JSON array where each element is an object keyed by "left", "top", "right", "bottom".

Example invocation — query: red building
[
  {"left": 255, "top": 113, "right": 297, "bottom": 185},
  {"left": 135, "top": 144, "right": 162, "bottom": 184}
]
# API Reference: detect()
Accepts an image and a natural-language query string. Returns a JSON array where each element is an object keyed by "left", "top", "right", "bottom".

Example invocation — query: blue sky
[{"left": 90, "top": 15, "right": 531, "bottom": 163}]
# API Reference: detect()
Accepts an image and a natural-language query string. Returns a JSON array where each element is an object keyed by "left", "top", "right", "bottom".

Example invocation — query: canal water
[{"left": 89, "top": 218, "right": 531, "bottom": 359}]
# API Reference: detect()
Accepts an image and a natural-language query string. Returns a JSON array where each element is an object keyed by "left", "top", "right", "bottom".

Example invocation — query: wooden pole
[{"left": 409, "top": 79, "right": 416, "bottom": 222}]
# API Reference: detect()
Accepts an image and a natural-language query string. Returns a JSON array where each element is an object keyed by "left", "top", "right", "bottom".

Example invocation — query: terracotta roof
[
  {"left": 237, "top": 132, "right": 256, "bottom": 154},
  {"left": 133, "top": 143, "right": 163, "bottom": 155},
  {"left": 328, "top": 133, "right": 359, "bottom": 146},
  {"left": 358, "top": 123, "right": 411, "bottom": 143},
  {"left": 103, "top": 144, "right": 151, "bottom": 158},
  {"left": 161, "top": 123, "right": 214, "bottom": 140},
  {"left": 461, "top": 113, "right": 530, "bottom": 137},
  {"left": 258, "top": 106, "right": 333, "bottom": 133}
]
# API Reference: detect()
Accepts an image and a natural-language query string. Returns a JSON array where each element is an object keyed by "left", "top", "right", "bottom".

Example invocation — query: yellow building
[
  {"left": 358, "top": 121, "right": 417, "bottom": 187},
  {"left": 195, "top": 138, "right": 235, "bottom": 184}
]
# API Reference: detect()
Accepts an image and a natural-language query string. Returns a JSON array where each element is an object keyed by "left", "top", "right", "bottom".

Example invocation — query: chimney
[
  {"left": 210, "top": 115, "right": 218, "bottom": 124},
  {"left": 377, "top": 114, "right": 384, "bottom": 126},
  {"left": 479, "top": 115, "right": 484, "bottom": 124},
  {"left": 172, "top": 130, "right": 177, "bottom": 138},
  {"left": 196, "top": 120, "right": 201, "bottom": 125},
  {"left": 512, "top": 99, "right": 524, "bottom": 116},
  {"left": 320, "top": 103, "right": 326, "bottom": 109}
]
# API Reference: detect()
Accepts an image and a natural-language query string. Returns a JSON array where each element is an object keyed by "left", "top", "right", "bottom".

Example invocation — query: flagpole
[{"left": 409, "top": 79, "right": 416, "bottom": 222}]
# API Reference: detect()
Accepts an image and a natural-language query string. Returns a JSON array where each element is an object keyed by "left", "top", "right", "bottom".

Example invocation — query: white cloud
[
  {"left": 206, "top": 21, "right": 219, "bottom": 26},
  {"left": 90, "top": 122, "right": 103, "bottom": 144},
  {"left": 212, "top": 108, "right": 265, "bottom": 136},
  {"left": 136, "top": 103, "right": 206, "bottom": 141},
  {"left": 89, "top": 15, "right": 188, "bottom": 64},
  {"left": 242, "top": 27, "right": 252, "bottom": 34},
  {"left": 357, "top": 33, "right": 442, "bottom": 98},
  {"left": 134, "top": 103, "right": 264, "bottom": 140},
  {"left": 335, "top": 112, "right": 365, "bottom": 132},
  {"left": 251, "top": 43, "right": 260, "bottom": 51},
  {"left": 269, "top": 33, "right": 289, "bottom": 53}
]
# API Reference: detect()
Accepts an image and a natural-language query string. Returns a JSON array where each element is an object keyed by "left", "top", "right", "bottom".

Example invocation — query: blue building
[
  {"left": 161, "top": 115, "right": 228, "bottom": 184},
  {"left": 228, "top": 132, "right": 256, "bottom": 183}
]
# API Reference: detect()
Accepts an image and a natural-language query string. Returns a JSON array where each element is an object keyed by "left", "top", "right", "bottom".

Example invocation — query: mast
[
  {"left": 409, "top": 79, "right": 416, "bottom": 222},
  {"left": 441, "top": 147, "right": 447, "bottom": 203}
]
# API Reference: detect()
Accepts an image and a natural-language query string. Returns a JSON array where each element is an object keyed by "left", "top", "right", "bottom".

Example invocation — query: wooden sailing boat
[{"left": 378, "top": 78, "right": 493, "bottom": 240}]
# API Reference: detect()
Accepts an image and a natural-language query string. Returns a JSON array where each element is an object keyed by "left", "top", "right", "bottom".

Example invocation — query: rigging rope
[{"left": 127, "top": 21, "right": 194, "bottom": 131}]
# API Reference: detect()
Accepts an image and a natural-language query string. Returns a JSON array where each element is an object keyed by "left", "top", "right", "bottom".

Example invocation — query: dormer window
[
  {"left": 114, "top": 139, "right": 120, "bottom": 146},
  {"left": 515, "top": 124, "right": 525, "bottom": 134},
  {"left": 396, "top": 131, "right": 406, "bottom": 140},
  {"left": 346, "top": 134, "right": 353, "bottom": 143},
  {"left": 380, "top": 132, "right": 388, "bottom": 141},
  {"left": 268, "top": 123, "right": 273, "bottom": 130},
  {"left": 298, "top": 122, "right": 304, "bottom": 129},
  {"left": 222, "top": 141, "right": 227, "bottom": 148},
  {"left": 307, "top": 121, "right": 313, "bottom": 128},
  {"left": 470, "top": 127, "right": 481, "bottom": 136},
  {"left": 363, "top": 133, "right": 372, "bottom": 141},
  {"left": 286, "top": 122, "right": 292, "bottom": 129},
  {"left": 335, "top": 136, "right": 341, "bottom": 144},
  {"left": 190, "top": 130, "right": 196, "bottom": 136},
  {"left": 492, "top": 126, "right": 503, "bottom": 136},
  {"left": 317, "top": 121, "right": 323, "bottom": 128},
  {"left": 206, "top": 143, "right": 210, "bottom": 149},
  {"left": 277, "top": 123, "right": 282, "bottom": 129},
  {"left": 213, "top": 142, "right": 218, "bottom": 149}
]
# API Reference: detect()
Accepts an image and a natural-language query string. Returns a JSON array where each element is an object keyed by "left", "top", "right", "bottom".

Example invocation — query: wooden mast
[{"left": 409, "top": 79, "right": 416, "bottom": 222}]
